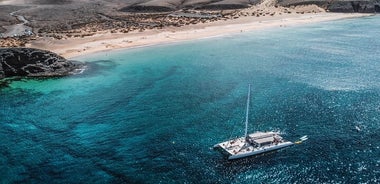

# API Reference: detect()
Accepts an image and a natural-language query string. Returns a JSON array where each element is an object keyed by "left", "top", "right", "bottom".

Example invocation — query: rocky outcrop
[
  {"left": 325, "top": 1, "right": 380, "bottom": 13},
  {"left": 0, "top": 59, "right": 4, "bottom": 79},
  {"left": 0, "top": 48, "right": 81, "bottom": 79},
  {"left": 278, "top": 0, "right": 380, "bottom": 13}
]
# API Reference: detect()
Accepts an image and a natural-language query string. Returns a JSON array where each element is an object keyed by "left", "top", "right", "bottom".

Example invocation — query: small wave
[{"left": 70, "top": 65, "right": 87, "bottom": 75}]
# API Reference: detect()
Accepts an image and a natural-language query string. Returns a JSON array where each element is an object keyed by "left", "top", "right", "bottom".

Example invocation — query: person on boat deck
[{"left": 273, "top": 136, "right": 279, "bottom": 144}]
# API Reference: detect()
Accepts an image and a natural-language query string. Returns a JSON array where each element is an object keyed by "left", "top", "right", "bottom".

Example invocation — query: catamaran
[{"left": 214, "top": 84, "right": 294, "bottom": 160}]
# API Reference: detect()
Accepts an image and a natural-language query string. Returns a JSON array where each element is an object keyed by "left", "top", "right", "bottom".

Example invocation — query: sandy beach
[{"left": 27, "top": 12, "right": 372, "bottom": 59}]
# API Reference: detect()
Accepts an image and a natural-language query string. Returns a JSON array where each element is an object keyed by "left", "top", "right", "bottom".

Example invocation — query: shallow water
[{"left": 1, "top": 16, "right": 380, "bottom": 183}]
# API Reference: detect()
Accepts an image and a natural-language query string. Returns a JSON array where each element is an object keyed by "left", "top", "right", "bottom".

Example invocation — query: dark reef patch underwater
[{"left": 1, "top": 16, "right": 380, "bottom": 183}]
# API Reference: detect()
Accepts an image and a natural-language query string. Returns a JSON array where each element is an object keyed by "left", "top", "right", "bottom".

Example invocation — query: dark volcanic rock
[
  {"left": 327, "top": 1, "right": 380, "bottom": 12},
  {"left": 278, "top": 0, "right": 380, "bottom": 13},
  {"left": 120, "top": 0, "right": 180, "bottom": 12},
  {"left": 120, "top": 5, "right": 176, "bottom": 13},
  {"left": 0, "top": 48, "right": 81, "bottom": 79},
  {"left": 32, "top": 0, "right": 73, "bottom": 4},
  {"left": 376, "top": 4, "right": 380, "bottom": 12},
  {"left": 199, "top": 3, "right": 249, "bottom": 10}
]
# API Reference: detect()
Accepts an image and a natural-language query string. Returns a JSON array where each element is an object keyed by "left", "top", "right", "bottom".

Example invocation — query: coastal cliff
[{"left": 0, "top": 48, "right": 80, "bottom": 79}]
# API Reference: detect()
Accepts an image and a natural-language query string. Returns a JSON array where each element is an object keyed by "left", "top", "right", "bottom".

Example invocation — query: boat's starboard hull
[
  {"left": 214, "top": 131, "right": 294, "bottom": 160},
  {"left": 227, "top": 141, "right": 293, "bottom": 160}
]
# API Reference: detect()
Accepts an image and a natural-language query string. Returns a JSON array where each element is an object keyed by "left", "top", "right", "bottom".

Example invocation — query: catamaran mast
[{"left": 244, "top": 84, "right": 251, "bottom": 138}]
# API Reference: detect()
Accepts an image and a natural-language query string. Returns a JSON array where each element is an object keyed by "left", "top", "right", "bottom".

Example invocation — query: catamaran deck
[{"left": 214, "top": 131, "right": 293, "bottom": 159}]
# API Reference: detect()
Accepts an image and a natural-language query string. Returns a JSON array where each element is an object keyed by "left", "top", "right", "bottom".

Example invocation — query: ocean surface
[{"left": 1, "top": 15, "right": 380, "bottom": 183}]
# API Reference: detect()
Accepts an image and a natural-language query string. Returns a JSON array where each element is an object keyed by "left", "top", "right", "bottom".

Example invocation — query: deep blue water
[{"left": 1, "top": 16, "right": 380, "bottom": 183}]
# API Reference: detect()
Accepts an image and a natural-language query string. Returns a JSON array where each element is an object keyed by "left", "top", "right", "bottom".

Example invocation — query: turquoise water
[{"left": 1, "top": 16, "right": 380, "bottom": 183}]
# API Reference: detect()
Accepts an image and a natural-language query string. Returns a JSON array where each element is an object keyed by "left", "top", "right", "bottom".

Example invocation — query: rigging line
[{"left": 227, "top": 119, "right": 244, "bottom": 144}]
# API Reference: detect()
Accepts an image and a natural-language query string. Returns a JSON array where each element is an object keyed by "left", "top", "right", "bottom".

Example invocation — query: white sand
[{"left": 27, "top": 12, "right": 372, "bottom": 59}]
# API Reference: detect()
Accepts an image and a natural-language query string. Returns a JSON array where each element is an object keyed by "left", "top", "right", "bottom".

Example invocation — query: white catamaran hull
[
  {"left": 214, "top": 131, "right": 294, "bottom": 160},
  {"left": 227, "top": 141, "right": 293, "bottom": 160}
]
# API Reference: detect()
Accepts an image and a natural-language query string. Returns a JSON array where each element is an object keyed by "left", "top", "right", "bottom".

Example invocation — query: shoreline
[{"left": 27, "top": 13, "right": 373, "bottom": 59}]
